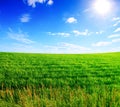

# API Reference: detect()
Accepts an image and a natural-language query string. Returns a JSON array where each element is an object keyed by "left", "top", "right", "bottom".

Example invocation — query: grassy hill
[{"left": 0, "top": 52, "right": 120, "bottom": 107}]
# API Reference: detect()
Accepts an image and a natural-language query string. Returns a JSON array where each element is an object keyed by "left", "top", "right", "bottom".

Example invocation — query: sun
[{"left": 93, "top": 0, "right": 112, "bottom": 16}]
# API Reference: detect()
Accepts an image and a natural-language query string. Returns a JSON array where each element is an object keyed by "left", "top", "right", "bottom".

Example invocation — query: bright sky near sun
[{"left": 0, "top": 0, "right": 120, "bottom": 53}]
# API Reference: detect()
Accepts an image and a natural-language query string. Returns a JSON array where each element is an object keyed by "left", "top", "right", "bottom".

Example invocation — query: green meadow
[{"left": 0, "top": 52, "right": 120, "bottom": 107}]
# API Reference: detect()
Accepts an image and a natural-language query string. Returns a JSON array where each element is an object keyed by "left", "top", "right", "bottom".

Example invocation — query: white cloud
[
  {"left": 96, "top": 30, "right": 104, "bottom": 35},
  {"left": 112, "top": 38, "right": 120, "bottom": 43},
  {"left": 45, "top": 42, "right": 91, "bottom": 53},
  {"left": 8, "top": 28, "right": 35, "bottom": 44},
  {"left": 73, "top": 29, "right": 91, "bottom": 36},
  {"left": 61, "top": 43, "right": 90, "bottom": 51},
  {"left": 92, "top": 37, "right": 120, "bottom": 47},
  {"left": 20, "top": 14, "right": 30, "bottom": 23},
  {"left": 48, "top": 32, "right": 70, "bottom": 37},
  {"left": 11, "top": 43, "right": 35, "bottom": 52},
  {"left": 73, "top": 30, "right": 81, "bottom": 36},
  {"left": 92, "top": 41, "right": 112, "bottom": 47},
  {"left": 114, "top": 28, "right": 120, "bottom": 33},
  {"left": 48, "top": 29, "right": 93, "bottom": 37},
  {"left": 110, "top": 47, "right": 120, "bottom": 52},
  {"left": 66, "top": 17, "right": 77, "bottom": 23},
  {"left": 47, "top": 0, "right": 53, "bottom": 5},
  {"left": 26, "top": 0, "right": 53, "bottom": 8},
  {"left": 112, "top": 17, "right": 120, "bottom": 21},
  {"left": 0, "top": 43, "right": 43, "bottom": 53},
  {"left": 113, "top": 21, "right": 120, "bottom": 27},
  {"left": 27, "top": 0, "right": 45, "bottom": 7},
  {"left": 112, "top": 17, "right": 120, "bottom": 27},
  {"left": 44, "top": 42, "right": 91, "bottom": 53},
  {"left": 108, "top": 34, "right": 120, "bottom": 38}
]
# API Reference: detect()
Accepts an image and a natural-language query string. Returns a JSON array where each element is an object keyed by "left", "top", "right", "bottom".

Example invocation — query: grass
[{"left": 0, "top": 52, "right": 120, "bottom": 107}]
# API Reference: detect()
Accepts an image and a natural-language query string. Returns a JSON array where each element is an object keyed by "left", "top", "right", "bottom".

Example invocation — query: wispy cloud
[
  {"left": 112, "top": 38, "right": 120, "bottom": 43},
  {"left": 112, "top": 17, "right": 120, "bottom": 21},
  {"left": 108, "top": 34, "right": 120, "bottom": 38},
  {"left": 73, "top": 29, "right": 92, "bottom": 36},
  {"left": 48, "top": 29, "right": 92, "bottom": 37},
  {"left": 8, "top": 28, "right": 35, "bottom": 44},
  {"left": 95, "top": 30, "right": 104, "bottom": 35},
  {"left": 92, "top": 41, "right": 112, "bottom": 47},
  {"left": 92, "top": 38, "right": 120, "bottom": 47},
  {"left": 0, "top": 43, "right": 42, "bottom": 53},
  {"left": 83, "top": 8, "right": 90, "bottom": 13},
  {"left": 44, "top": 42, "right": 91, "bottom": 53},
  {"left": 25, "top": 0, "right": 54, "bottom": 8},
  {"left": 110, "top": 47, "right": 120, "bottom": 52},
  {"left": 20, "top": 14, "right": 30, "bottom": 23},
  {"left": 48, "top": 32, "right": 70, "bottom": 37},
  {"left": 11, "top": 43, "right": 35, "bottom": 52},
  {"left": 112, "top": 17, "right": 120, "bottom": 27},
  {"left": 60, "top": 42, "right": 91, "bottom": 51},
  {"left": 114, "top": 27, "right": 120, "bottom": 33},
  {"left": 113, "top": 21, "right": 120, "bottom": 27},
  {"left": 66, "top": 17, "right": 77, "bottom": 24}
]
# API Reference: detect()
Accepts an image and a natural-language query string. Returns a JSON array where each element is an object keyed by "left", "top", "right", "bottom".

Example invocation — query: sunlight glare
[{"left": 93, "top": 0, "right": 112, "bottom": 15}]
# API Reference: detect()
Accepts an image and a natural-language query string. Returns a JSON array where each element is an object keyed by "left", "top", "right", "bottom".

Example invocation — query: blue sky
[{"left": 0, "top": 0, "right": 120, "bottom": 53}]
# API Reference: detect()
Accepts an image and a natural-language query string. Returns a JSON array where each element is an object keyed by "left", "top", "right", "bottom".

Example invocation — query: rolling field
[{"left": 0, "top": 52, "right": 120, "bottom": 107}]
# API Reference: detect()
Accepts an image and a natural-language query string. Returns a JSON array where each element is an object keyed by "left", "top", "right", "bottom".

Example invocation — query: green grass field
[{"left": 0, "top": 52, "right": 120, "bottom": 107}]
